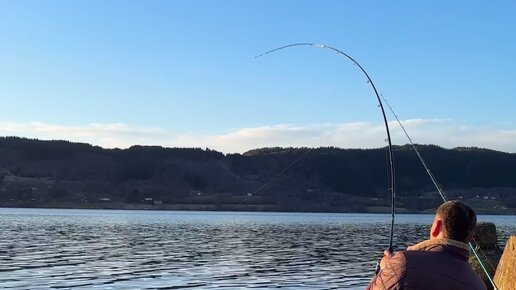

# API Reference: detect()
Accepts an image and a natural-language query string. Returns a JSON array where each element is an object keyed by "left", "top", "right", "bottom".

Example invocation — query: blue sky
[{"left": 1, "top": 1, "right": 515, "bottom": 152}]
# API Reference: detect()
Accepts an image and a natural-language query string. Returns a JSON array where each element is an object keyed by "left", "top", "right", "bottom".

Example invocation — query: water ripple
[{"left": 0, "top": 209, "right": 514, "bottom": 289}]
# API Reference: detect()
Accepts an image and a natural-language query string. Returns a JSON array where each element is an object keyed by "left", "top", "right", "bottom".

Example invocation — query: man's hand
[{"left": 379, "top": 249, "right": 394, "bottom": 270}]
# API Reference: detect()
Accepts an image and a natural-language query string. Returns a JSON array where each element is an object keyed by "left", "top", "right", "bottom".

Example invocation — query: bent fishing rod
[
  {"left": 382, "top": 98, "right": 498, "bottom": 290},
  {"left": 255, "top": 43, "right": 397, "bottom": 254},
  {"left": 253, "top": 43, "right": 496, "bottom": 288}
]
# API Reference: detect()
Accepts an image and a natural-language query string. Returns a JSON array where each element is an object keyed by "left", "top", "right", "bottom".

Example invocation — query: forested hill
[{"left": 1, "top": 137, "right": 515, "bottom": 213}]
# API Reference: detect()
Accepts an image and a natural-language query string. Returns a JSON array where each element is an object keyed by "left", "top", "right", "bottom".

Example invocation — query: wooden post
[{"left": 494, "top": 236, "right": 516, "bottom": 290}]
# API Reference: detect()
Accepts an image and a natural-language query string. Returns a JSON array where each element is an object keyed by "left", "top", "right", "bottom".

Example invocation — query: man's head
[{"left": 430, "top": 201, "right": 477, "bottom": 243}]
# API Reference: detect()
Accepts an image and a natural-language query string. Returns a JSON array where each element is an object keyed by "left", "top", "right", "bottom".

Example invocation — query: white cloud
[{"left": 1, "top": 119, "right": 516, "bottom": 153}]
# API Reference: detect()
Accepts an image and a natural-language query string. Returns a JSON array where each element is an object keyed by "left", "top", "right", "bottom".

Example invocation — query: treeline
[{"left": 0, "top": 137, "right": 515, "bottom": 212}]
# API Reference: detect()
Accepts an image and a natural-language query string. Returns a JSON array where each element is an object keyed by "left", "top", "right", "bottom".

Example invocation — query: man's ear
[{"left": 431, "top": 219, "right": 443, "bottom": 238}]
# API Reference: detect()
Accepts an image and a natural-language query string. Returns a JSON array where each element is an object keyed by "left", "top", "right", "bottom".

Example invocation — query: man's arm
[{"left": 367, "top": 251, "right": 407, "bottom": 290}]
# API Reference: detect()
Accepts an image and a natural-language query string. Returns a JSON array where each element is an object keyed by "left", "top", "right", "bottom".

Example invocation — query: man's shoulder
[{"left": 402, "top": 247, "right": 487, "bottom": 290}]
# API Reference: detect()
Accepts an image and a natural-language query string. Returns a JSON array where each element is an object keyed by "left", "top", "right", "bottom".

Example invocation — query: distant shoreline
[
  {"left": 1, "top": 202, "right": 514, "bottom": 215},
  {"left": 2, "top": 137, "right": 516, "bottom": 217}
]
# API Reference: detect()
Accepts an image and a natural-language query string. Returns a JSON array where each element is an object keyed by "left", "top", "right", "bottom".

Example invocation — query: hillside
[{"left": 1, "top": 137, "right": 515, "bottom": 213}]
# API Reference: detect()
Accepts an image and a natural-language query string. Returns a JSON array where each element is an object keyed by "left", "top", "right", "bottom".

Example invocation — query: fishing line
[
  {"left": 382, "top": 97, "right": 498, "bottom": 290},
  {"left": 255, "top": 43, "right": 397, "bottom": 253},
  {"left": 381, "top": 97, "right": 447, "bottom": 202},
  {"left": 231, "top": 148, "right": 312, "bottom": 211}
]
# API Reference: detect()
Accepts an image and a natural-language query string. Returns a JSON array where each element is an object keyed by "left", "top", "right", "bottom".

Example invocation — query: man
[{"left": 367, "top": 200, "right": 487, "bottom": 290}]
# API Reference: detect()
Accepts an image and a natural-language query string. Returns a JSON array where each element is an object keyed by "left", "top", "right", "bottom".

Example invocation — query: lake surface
[{"left": 0, "top": 208, "right": 515, "bottom": 289}]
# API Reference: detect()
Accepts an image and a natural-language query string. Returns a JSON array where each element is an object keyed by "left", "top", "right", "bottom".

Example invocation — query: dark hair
[{"left": 436, "top": 201, "right": 477, "bottom": 242}]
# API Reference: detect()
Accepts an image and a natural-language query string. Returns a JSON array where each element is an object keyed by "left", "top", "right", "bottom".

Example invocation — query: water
[{"left": 0, "top": 208, "right": 514, "bottom": 289}]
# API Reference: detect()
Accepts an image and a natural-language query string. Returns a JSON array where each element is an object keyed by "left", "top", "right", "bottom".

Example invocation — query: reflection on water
[{"left": 0, "top": 209, "right": 514, "bottom": 289}]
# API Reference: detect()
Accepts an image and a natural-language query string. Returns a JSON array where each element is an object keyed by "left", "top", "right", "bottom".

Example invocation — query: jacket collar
[{"left": 408, "top": 238, "right": 470, "bottom": 252}]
